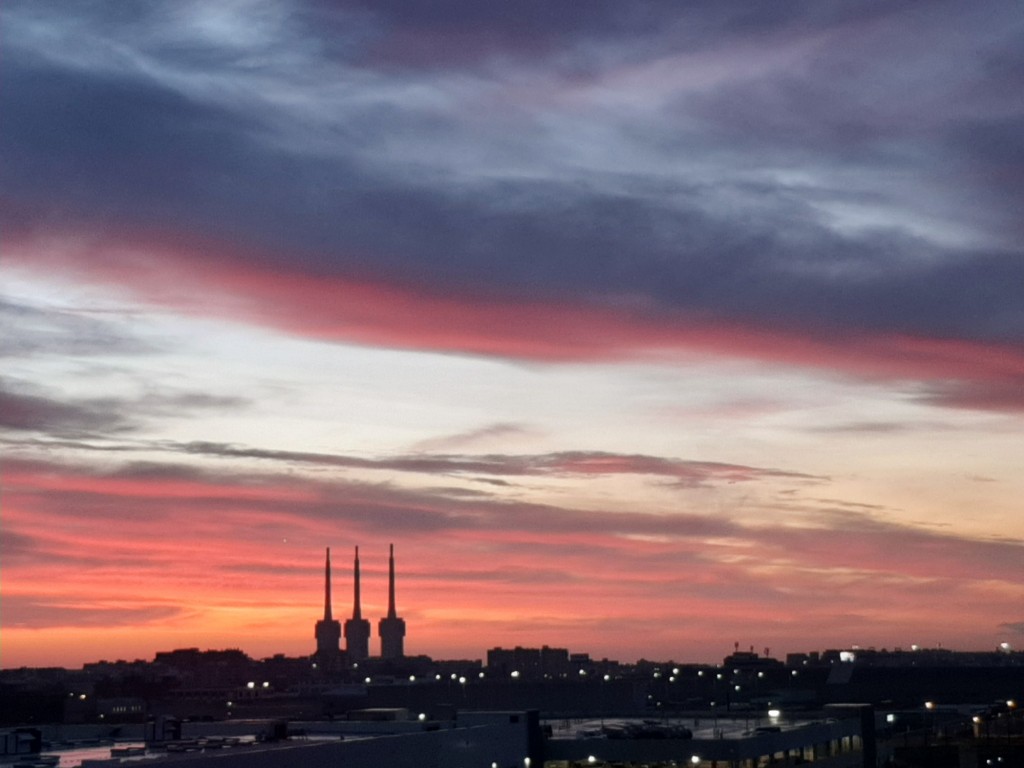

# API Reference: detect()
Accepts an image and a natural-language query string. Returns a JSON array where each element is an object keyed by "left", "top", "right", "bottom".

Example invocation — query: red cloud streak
[{"left": 10, "top": 229, "right": 1024, "bottom": 410}]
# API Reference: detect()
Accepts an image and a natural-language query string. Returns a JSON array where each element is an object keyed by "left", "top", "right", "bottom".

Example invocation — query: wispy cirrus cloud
[
  {"left": 4, "top": 433, "right": 820, "bottom": 491},
  {"left": 0, "top": 296, "right": 155, "bottom": 360},
  {"left": 0, "top": 382, "right": 135, "bottom": 436},
  {"left": 0, "top": 378, "right": 249, "bottom": 438},
  {"left": 2, "top": 596, "right": 186, "bottom": 630},
  {"left": 410, "top": 422, "right": 535, "bottom": 452},
  {"left": 125, "top": 439, "right": 825, "bottom": 487}
]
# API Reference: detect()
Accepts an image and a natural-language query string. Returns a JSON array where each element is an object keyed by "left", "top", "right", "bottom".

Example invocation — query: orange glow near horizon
[{"left": 4, "top": 447, "right": 1022, "bottom": 668}]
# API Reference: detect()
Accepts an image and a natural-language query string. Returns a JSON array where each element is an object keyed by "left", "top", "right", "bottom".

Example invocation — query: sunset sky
[{"left": 3, "top": 1, "right": 1023, "bottom": 670}]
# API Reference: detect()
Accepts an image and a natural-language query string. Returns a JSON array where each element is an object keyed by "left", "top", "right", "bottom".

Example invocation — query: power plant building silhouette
[
  {"left": 344, "top": 546, "right": 370, "bottom": 662},
  {"left": 378, "top": 544, "right": 406, "bottom": 659},
  {"left": 313, "top": 547, "right": 342, "bottom": 668},
  {"left": 316, "top": 544, "right": 405, "bottom": 664}
]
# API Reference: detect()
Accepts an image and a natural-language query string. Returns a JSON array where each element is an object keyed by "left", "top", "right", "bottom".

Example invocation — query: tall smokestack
[
  {"left": 314, "top": 547, "right": 341, "bottom": 664},
  {"left": 353, "top": 546, "right": 363, "bottom": 620},
  {"left": 387, "top": 543, "right": 397, "bottom": 619},
  {"left": 323, "top": 547, "right": 333, "bottom": 621},
  {"left": 345, "top": 545, "right": 370, "bottom": 661},
  {"left": 378, "top": 543, "right": 406, "bottom": 659}
]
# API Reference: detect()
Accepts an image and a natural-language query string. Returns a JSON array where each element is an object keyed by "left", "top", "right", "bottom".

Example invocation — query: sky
[{"left": 2, "top": 1, "right": 1024, "bottom": 670}]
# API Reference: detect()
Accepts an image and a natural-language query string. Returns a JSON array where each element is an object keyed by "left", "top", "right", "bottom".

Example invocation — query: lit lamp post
[
  {"left": 601, "top": 674, "right": 610, "bottom": 722},
  {"left": 972, "top": 715, "right": 986, "bottom": 740}
]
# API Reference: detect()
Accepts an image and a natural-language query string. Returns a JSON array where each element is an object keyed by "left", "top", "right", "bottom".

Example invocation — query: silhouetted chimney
[
  {"left": 314, "top": 548, "right": 341, "bottom": 664},
  {"left": 344, "top": 546, "right": 370, "bottom": 661},
  {"left": 378, "top": 544, "right": 406, "bottom": 659}
]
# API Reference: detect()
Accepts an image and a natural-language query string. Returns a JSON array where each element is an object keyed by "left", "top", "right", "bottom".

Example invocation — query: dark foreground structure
[{"left": 2, "top": 707, "right": 880, "bottom": 768}]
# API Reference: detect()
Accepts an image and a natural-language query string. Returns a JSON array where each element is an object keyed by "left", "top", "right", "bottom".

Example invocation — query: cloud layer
[
  {"left": 5, "top": 2, "right": 1023, "bottom": 366},
  {"left": 3, "top": 0, "right": 1023, "bottom": 666}
]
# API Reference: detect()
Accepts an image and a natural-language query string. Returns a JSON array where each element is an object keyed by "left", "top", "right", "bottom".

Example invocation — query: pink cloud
[{"left": 3, "top": 454, "right": 1022, "bottom": 667}]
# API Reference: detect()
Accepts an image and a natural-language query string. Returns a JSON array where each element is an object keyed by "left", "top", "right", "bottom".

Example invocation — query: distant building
[
  {"left": 722, "top": 649, "right": 783, "bottom": 671},
  {"left": 487, "top": 645, "right": 573, "bottom": 679},
  {"left": 378, "top": 544, "right": 406, "bottom": 659}
]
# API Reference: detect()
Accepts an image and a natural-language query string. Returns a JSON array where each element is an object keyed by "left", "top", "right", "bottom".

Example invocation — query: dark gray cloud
[
  {"left": 0, "top": 297, "right": 155, "bottom": 359},
  {"left": 136, "top": 392, "right": 249, "bottom": 417},
  {"left": 166, "top": 440, "right": 822, "bottom": 486},
  {"left": 2, "top": 0, "right": 1022, "bottom": 355},
  {"left": 0, "top": 379, "right": 249, "bottom": 438},
  {"left": 810, "top": 422, "right": 915, "bottom": 435},
  {"left": 0, "top": 384, "right": 134, "bottom": 436},
  {"left": 0, "top": 530, "right": 45, "bottom": 567},
  {"left": 322, "top": 0, "right": 917, "bottom": 70},
  {"left": 410, "top": 422, "right": 533, "bottom": 452},
  {"left": 917, "top": 380, "right": 1024, "bottom": 413}
]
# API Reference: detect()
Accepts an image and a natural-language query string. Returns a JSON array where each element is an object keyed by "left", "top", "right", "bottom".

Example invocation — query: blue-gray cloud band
[{"left": 3, "top": 1, "right": 1023, "bottom": 349}]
